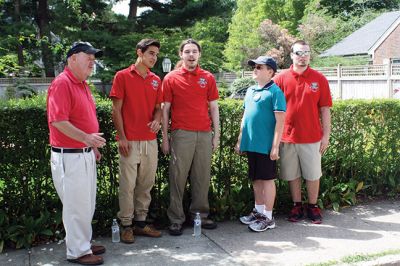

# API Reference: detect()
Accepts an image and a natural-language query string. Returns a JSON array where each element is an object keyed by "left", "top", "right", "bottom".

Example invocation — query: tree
[
  {"left": 128, "top": 0, "right": 138, "bottom": 20},
  {"left": 224, "top": 0, "right": 308, "bottom": 71},
  {"left": 224, "top": 0, "right": 266, "bottom": 70},
  {"left": 298, "top": 13, "right": 338, "bottom": 54},
  {"left": 1, "top": 0, "right": 42, "bottom": 76},
  {"left": 0, "top": 0, "right": 114, "bottom": 77},
  {"left": 128, "top": 0, "right": 170, "bottom": 20},
  {"left": 0, "top": 0, "right": 234, "bottom": 78},
  {"left": 35, "top": 0, "right": 54, "bottom": 77},
  {"left": 319, "top": 0, "right": 400, "bottom": 16},
  {"left": 250, "top": 0, "right": 307, "bottom": 34},
  {"left": 300, "top": 0, "right": 384, "bottom": 57},
  {"left": 13, "top": 0, "right": 24, "bottom": 66},
  {"left": 258, "top": 19, "right": 296, "bottom": 69},
  {"left": 189, "top": 16, "right": 230, "bottom": 73},
  {"left": 137, "top": 0, "right": 234, "bottom": 29}
]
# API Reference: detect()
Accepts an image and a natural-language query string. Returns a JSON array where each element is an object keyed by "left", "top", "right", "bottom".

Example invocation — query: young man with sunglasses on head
[
  {"left": 109, "top": 39, "right": 162, "bottom": 243},
  {"left": 47, "top": 41, "right": 106, "bottom": 265},
  {"left": 235, "top": 56, "right": 286, "bottom": 232},
  {"left": 274, "top": 40, "right": 332, "bottom": 224},
  {"left": 162, "top": 39, "right": 220, "bottom": 236}
]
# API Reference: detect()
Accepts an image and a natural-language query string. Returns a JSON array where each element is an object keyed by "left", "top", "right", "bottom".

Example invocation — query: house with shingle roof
[{"left": 320, "top": 11, "right": 400, "bottom": 64}]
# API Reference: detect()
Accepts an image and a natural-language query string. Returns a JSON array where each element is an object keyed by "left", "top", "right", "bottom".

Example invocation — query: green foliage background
[
  {"left": 224, "top": 0, "right": 400, "bottom": 69},
  {"left": 1, "top": 96, "right": 400, "bottom": 250},
  {"left": 0, "top": 0, "right": 234, "bottom": 80}
]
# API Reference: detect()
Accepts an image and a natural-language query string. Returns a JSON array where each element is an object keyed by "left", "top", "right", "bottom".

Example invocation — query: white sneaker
[
  {"left": 248, "top": 215, "right": 276, "bottom": 232},
  {"left": 239, "top": 208, "right": 263, "bottom": 225}
]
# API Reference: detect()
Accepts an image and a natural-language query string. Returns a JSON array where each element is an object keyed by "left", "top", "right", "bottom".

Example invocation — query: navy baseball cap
[
  {"left": 248, "top": 56, "right": 277, "bottom": 72},
  {"left": 66, "top": 41, "right": 103, "bottom": 59}
]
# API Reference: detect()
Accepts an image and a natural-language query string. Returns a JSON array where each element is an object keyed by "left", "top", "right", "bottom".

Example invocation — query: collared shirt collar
[
  {"left": 130, "top": 64, "right": 153, "bottom": 78},
  {"left": 289, "top": 64, "right": 311, "bottom": 78},
  {"left": 179, "top": 65, "right": 200, "bottom": 75},
  {"left": 252, "top": 80, "right": 274, "bottom": 91},
  {"left": 64, "top": 66, "right": 86, "bottom": 85}
]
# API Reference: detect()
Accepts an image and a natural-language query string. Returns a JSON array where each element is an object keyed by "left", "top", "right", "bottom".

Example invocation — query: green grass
[{"left": 306, "top": 249, "right": 400, "bottom": 266}]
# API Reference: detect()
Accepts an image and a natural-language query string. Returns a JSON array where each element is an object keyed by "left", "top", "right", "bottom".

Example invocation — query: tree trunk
[
  {"left": 36, "top": 0, "right": 54, "bottom": 77},
  {"left": 14, "top": 0, "right": 24, "bottom": 66},
  {"left": 128, "top": 0, "right": 138, "bottom": 20}
]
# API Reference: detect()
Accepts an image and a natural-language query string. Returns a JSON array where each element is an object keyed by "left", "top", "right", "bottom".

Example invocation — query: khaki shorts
[{"left": 279, "top": 142, "right": 322, "bottom": 181}]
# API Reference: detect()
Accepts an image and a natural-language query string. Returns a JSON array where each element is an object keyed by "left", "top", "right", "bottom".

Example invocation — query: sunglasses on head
[{"left": 293, "top": 50, "right": 311, "bottom": 57}]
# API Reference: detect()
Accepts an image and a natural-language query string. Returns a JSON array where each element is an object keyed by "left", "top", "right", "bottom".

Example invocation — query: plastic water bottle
[
  {"left": 194, "top": 212, "right": 201, "bottom": 237},
  {"left": 111, "top": 219, "right": 120, "bottom": 243}
]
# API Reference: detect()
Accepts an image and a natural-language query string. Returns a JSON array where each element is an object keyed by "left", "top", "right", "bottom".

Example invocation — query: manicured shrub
[{"left": 229, "top": 76, "right": 255, "bottom": 94}]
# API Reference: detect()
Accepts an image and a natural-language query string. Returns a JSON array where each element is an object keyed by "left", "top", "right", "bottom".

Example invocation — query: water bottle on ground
[
  {"left": 194, "top": 212, "right": 201, "bottom": 237},
  {"left": 111, "top": 219, "right": 120, "bottom": 243}
]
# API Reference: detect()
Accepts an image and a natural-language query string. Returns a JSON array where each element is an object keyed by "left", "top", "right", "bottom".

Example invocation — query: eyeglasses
[
  {"left": 293, "top": 51, "right": 311, "bottom": 57},
  {"left": 252, "top": 65, "right": 264, "bottom": 70}
]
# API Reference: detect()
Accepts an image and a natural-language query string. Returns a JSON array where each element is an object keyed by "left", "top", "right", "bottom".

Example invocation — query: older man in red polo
[{"left": 47, "top": 41, "right": 106, "bottom": 265}]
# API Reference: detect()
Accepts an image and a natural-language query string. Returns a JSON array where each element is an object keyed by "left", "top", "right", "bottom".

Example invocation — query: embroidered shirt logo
[
  {"left": 151, "top": 80, "right": 159, "bottom": 90},
  {"left": 309, "top": 82, "right": 319, "bottom": 92},
  {"left": 198, "top": 78, "right": 207, "bottom": 88}
]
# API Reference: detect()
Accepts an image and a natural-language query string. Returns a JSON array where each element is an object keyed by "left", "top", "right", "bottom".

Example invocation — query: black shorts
[{"left": 247, "top": 151, "right": 276, "bottom": 181}]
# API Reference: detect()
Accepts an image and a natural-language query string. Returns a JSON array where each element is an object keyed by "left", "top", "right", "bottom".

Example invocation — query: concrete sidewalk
[{"left": 1, "top": 200, "right": 400, "bottom": 266}]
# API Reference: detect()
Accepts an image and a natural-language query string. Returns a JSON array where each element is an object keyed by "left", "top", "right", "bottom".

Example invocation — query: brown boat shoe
[
  {"left": 133, "top": 224, "right": 162, "bottom": 237},
  {"left": 67, "top": 254, "right": 103, "bottom": 265},
  {"left": 120, "top": 226, "right": 135, "bottom": 243},
  {"left": 90, "top": 245, "right": 105, "bottom": 255}
]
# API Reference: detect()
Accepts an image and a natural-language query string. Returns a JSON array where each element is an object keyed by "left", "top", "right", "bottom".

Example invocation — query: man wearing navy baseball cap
[
  {"left": 247, "top": 55, "right": 278, "bottom": 73},
  {"left": 235, "top": 55, "right": 286, "bottom": 232},
  {"left": 66, "top": 41, "right": 103, "bottom": 59},
  {"left": 47, "top": 41, "right": 106, "bottom": 265}
]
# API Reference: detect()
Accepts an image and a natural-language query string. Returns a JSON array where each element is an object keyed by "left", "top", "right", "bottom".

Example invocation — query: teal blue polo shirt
[{"left": 240, "top": 81, "right": 286, "bottom": 155}]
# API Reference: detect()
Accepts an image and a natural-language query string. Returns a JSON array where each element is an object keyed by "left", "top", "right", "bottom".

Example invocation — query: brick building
[{"left": 320, "top": 11, "right": 400, "bottom": 64}]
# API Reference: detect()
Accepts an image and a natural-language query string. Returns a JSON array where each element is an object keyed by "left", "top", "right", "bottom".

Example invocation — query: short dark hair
[
  {"left": 265, "top": 65, "right": 276, "bottom": 76},
  {"left": 291, "top": 40, "right": 309, "bottom": 52},
  {"left": 179, "top": 38, "right": 201, "bottom": 53},
  {"left": 136, "top": 38, "right": 160, "bottom": 53}
]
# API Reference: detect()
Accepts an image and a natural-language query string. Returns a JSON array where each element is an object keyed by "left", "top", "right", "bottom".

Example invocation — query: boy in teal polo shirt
[{"left": 235, "top": 56, "right": 286, "bottom": 232}]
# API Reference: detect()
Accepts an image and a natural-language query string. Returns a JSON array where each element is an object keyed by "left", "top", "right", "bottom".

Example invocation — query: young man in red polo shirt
[
  {"left": 274, "top": 40, "right": 332, "bottom": 224},
  {"left": 110, "top": 39, "right": 162, "bottom": 243},
  {"left": 162, "top": 39, "right": 220, "bottom": 236},
  {"left": 47, "top": 41, "right": 106, "bottom": 265}
]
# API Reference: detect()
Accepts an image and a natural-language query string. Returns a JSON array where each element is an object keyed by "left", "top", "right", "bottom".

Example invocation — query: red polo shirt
[
  {"left": 109, "top": 64, "right": 162, "bottom": 140},
  {"left": 47, "top": 67, "right": 99, "bottom": 148},
  {"left": 274, "top": 65, "right": 332, "bottom": 143},
  {"left": 162, "top": 66, "right": 219, "bottom": 131}
]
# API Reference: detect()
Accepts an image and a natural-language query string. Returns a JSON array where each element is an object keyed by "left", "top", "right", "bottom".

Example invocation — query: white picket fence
[
  {"left": 2, "top": 64, "right": 400, "bottom": 99},
  {"left": 216, "top": 63, "right": 400, "bottom": 99}
]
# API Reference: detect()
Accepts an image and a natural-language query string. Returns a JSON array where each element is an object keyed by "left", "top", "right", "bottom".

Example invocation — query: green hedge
[{"left": 0, "top": 95, "right": 399, "bottom": 250}]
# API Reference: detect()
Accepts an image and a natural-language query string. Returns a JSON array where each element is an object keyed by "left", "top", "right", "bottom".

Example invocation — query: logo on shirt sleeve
[
  {"left": 309, "top": 82, "right": 319, "bottom": 92},
  {"left": 151, "top": 80, "right": 159, "bottom": 90},
  {"left": 198, "top": 78, "right": 207, "bottom": 88}
]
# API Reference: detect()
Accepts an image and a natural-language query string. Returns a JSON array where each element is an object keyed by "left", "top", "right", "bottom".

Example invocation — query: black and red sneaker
[
  {"left": 288, "top": 204, "right": 304, "bottom": 222},
  {"left": 307, "top": 205, "right": 322, "bottom": 224}
]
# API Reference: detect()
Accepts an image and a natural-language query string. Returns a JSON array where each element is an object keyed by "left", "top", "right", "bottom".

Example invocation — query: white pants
[{"left": 50, "top": 149, "right": 97, "bottom": 259}]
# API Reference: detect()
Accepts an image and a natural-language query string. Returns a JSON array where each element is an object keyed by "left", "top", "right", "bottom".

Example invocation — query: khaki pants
[
  {"left": 118, "top": 140, "right": 158, "bottom": 226},
  {"left": 50, "top": 149, "right": 96, "bottom": 260},
  {"left": 167, "top": 130, "right": 212, "bottom": 224}
]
